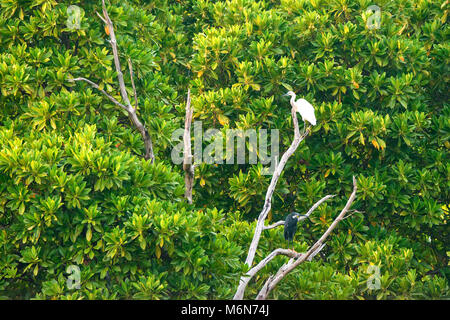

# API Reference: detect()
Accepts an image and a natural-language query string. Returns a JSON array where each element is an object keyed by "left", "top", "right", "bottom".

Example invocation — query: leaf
[
  {"left": 372, "top": 139, "right": 380, "bottom": 150},
  {"left": 155, "top": 245, "right": 161, "bottom": 259},
  {"left": 281, "top": 82, "right": 293, "bottom": 91},
  {"left": 139, "top": 236, "right": 146, "bottom": 250},
  {"left": 86, "top": 226, "right": 92, "bottom": 242},
  {"left": 217, "top": 114, "right": 229, "bottom": 126},
  {"left": 378, "top": 139, "right": 386, "bottom": 150},
  {"left": 19, "top": 203, "right": 25, "bottom": 215},
  {"left": 359, "top": 132, "right": 365, "bottom": 145}
]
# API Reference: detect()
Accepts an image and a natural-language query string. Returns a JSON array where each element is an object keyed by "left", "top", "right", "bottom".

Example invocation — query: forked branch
[
  {"left": 69, "top": 0, "right": 154, "bottom": 162},
  {"left": 255, "top": 177, "right": 358, "bottom": 300},
  {"left": 233, "top": 103, "right": 310, "bottom": 300},
  {"left": 262, "top": 194, "right": 335, "bottom": 230},
  {"left": 232, "top": 97, "right": 358, "bottom": 300},
  {"left": 243, "top": 107, "right": 309, "bottom": 270},
  {"left": 234, "top": 193, "right": 335, "bottom": 299}
]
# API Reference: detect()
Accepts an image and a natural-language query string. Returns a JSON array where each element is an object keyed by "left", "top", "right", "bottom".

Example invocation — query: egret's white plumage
[{"left": 285, "top": 91, "right": 316, "bottom": 126}]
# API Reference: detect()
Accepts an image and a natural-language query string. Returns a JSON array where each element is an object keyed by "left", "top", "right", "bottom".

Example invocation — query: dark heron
[{"left": 284, "top": 212, "right": 308, "bottom": 251}]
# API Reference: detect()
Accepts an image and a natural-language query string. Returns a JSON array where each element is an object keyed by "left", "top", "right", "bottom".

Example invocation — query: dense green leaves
[{"left": 0, "top": 0, "right": 448, "bottom": 299}]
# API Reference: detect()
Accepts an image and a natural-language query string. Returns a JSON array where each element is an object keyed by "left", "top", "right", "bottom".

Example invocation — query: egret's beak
[{"left": 282, "top": 93, "right": 289, "bottom": 97}]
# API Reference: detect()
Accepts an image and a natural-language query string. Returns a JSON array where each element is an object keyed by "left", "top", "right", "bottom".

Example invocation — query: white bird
[{"left": 283, "top": 91, "right": 316, "bottom": 131}]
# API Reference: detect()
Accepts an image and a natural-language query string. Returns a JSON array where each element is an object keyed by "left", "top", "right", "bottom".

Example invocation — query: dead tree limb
[
  {"left": 234, "top": 193, "right": 335, "bottom": 299},
  {"left": 232, "top": 101, "right": 357, "bottom": 299},
  {"left": 69, "top": 0, "right": 154, "bottom": 163},
  {"left": 255, "top": 177, "right": 358, "bottom": 300},
  {"left": 68, "top": 77, "right": 127, "bottom": 111},
  {"left": 127, "top": 58, "right": 139, "bottom": 110},
  {"left": 262, "top": 220, "right": 285, "bottom": 230},
  {"left": 183, "top": 89, "right": 194, "bottom": 204},
  {"left": 235, "top": 249, "right": 303, "bottom": 299},
  {"left": 243, "top": 107, "right": 309, "bottom": 270},
  {"left": 262, "top": 194, "right": 335, "bottom": 230},
  {"left": 232, "top": 102, "right": 310, "bottom": 300}
]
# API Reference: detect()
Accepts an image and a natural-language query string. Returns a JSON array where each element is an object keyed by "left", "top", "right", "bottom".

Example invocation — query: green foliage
[
  {"left": 0, "top": 124, "right": 245, "bottom": 299},
  {"left": 0, "top": 0, "right": 448, "bottom": 299}
]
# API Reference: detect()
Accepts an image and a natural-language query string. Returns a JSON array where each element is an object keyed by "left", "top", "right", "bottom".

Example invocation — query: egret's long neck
[{"left": 290, "top": 94, "right": 296, "bottom": 109}]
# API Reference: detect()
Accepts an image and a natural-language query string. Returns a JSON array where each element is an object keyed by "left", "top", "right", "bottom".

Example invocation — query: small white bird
[{"left": 284, "top": 91, "right": 316, "bottom": 131}]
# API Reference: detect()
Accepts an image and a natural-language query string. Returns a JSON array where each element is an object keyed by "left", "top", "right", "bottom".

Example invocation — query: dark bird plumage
[
  {"left": 284, "top": 212, "right": 307, "bottom": 250},
  {"left": 284, "top": 212, "right": 299, "bottom": 242}
]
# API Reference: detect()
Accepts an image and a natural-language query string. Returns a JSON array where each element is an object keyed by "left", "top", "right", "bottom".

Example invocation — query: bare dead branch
[
  {"left": 95, "top": 11, "right": 107, "bottom": 24},
  {"left": 183, "top": 89, "right": 194, "bottom": 204},
  {"left": 262, "top": 194, "right": 335, "bottom": 231},
  {"left": 306, "top": 242, "right": 326, "bottom": 261},
  {"left": 127, "top": 58, "right": 138, "bottom": 110},
  {"left": 233, "top": 105, "right": 310, "bottom": 300},
  {"left": 243, "top": 109, "right": 309, "bottom": 270},
  {"left": 100, "top": 0, "right": 130, "bottom": 108},
  {"left": 255, "top": 177, "right": 358, "bottom": 300},
  {"left": 234, "top": 248, "right": 303, "bottom": 299},
  {"left": 304, "top": 194, "right": 336, "bottom": 217},
  {"left": 235, "top": 193, "right": 335, "bottom": 299},
  {"left": 69, "top": 77, "right": 128, "bottom": 112},
  {"left": 262, "top": 220, "right": 285, "bottom": 230},
  {"left": 70, "top": 1, "right": 154, "bottom": 163},
  {"left": 342, "top": 209, "right": 364, "bottom": 220}
]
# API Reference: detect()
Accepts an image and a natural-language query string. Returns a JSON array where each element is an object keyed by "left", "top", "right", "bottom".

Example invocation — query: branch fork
[
  {"left": 233, "top": 102, "right": 358, "bottom": 300},
  {"left": 70, "top": 0, "right": 154, "bottom": 162}
]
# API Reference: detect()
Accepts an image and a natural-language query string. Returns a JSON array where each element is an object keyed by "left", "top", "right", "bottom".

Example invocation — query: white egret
[{"left": 283, "top": 91, "right": 316, "bottom": 131}]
